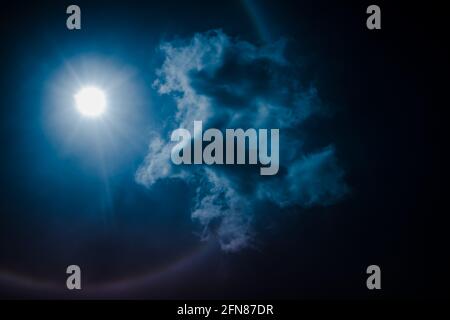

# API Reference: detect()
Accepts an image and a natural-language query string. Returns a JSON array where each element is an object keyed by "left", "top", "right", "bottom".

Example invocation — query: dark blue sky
[{"left": 0, "top": 0, "right": 447, "bottom": 298}]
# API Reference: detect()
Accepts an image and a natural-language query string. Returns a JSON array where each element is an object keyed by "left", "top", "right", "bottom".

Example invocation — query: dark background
[{"left": 0, "top": 0, "right": 447, "bottom": 299}]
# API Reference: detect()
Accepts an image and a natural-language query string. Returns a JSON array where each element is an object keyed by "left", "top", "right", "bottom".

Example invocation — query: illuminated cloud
[{"left": 136, "top": 30, "right": 348, "bottom": 251}]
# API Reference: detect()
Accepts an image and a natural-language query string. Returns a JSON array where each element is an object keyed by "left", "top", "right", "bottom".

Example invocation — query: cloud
[{"left": 136, "top": 30, "right": 348, "bottom": 251}]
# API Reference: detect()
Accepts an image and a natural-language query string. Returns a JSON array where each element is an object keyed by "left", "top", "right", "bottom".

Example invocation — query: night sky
[{"left": 0, "top": 0, "right": 447, "bottom": 299}]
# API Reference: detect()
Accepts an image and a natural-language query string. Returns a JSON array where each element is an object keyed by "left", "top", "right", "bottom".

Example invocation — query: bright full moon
[{"left": 75, "top": 87, "right": 106, "bottom": 117}]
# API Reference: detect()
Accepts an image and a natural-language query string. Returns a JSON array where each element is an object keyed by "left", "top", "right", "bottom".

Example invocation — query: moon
[{"left": 74, "top": 86, "right": 106, "bottom": 117}]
